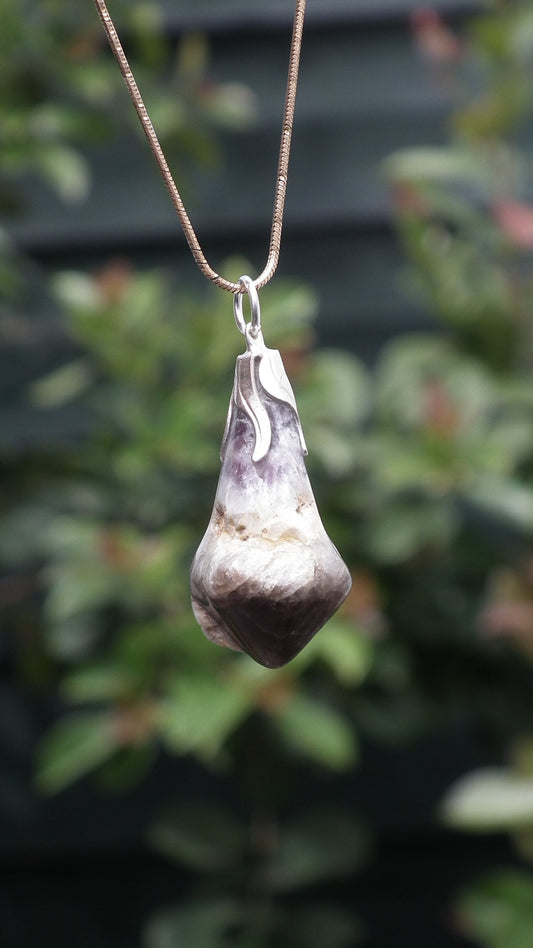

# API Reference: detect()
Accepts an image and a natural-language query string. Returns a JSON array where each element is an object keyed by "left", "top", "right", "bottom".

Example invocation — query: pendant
[{"left": 190, "top": 276, "right": 351, "bottom": 668}]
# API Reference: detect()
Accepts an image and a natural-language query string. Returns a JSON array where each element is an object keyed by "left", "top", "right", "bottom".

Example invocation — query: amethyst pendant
[{"left": 190, "top": 277, "right": 351, "bottom": 668}]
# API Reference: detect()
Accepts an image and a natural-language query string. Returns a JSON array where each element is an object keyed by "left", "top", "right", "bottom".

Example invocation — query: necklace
[{"left": 93, "top": 0, "right": 352, "bottom": 668}]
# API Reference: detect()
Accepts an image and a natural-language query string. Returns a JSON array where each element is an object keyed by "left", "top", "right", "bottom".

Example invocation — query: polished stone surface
[{"left": 191, "top": 352, "right": 351, "bottom": 668}]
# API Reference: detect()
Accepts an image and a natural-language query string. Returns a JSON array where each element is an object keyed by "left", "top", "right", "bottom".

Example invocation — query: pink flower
[
  {"left": 411, "top": 8, "right": 463, "bottom": 64},
  {"left": 493, "top": 201, "right": 533, "bottom": 249}
]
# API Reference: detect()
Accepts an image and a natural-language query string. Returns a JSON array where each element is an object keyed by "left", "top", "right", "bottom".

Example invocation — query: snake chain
[{"left": 93, "top": 0, "right": 307, "bottom": 293}]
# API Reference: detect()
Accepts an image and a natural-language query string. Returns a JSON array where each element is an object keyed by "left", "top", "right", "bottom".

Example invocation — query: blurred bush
[
  {"left": 4, "top": 263, "right": 369, "bottom": 793},
  {"left": 388, "top": 3, "right": 533, "bottom": 945},
  {"left": 0, "top": 0, "right": 255, "bottom": 211}
]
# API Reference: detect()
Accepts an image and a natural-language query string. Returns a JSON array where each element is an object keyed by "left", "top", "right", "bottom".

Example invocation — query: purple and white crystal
[{"left": 190, "top": 323, "right": 351, "bottom": 669}]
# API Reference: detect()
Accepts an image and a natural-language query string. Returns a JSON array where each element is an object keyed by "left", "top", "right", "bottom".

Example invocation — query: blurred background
[{"left": 2, "top": 0, "right": 533, "bottom": 945}]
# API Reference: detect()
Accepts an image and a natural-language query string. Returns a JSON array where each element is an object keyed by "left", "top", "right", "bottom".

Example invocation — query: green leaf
[
  {"left": 36, "top": 712, "right": 119, "bottom": 794},
  {"left": 365, "top": 499, "right": 457, "bottom": 564},
  {"left": 456, "top": 871, "right": 533, "bottom": 948},
  {"left": 42, "top": 515, "right": 100, "bottom": 558},
  {"left": 514, "top": 829, "right": 533, "bottom": 864},
  {"left": 144, "top": 899, "right": 243, "bottom": 948},
  {"left": 305, "top": 350, "right": 371, "bottom": 428},
  {"left": 37, "top": 145, "right": 90, "bottom": 203},
  {"left": 299, "top": 351, "right": 370, "bottom": 475},
  {"left": 311, "top": 619, "right": 374, "bottom": 687},
  {"left": 376, "top": 334, "right": 494, "bottom": 429},
  {"left": 158, "top": 673, "right": 251, "bottom": 760},
  {"left": 201, "top": 82, "right": 257, "bottom": 130},
  {"left": 305, "top": 425, "right": 358, "bottom": 477},
  {"left": 148, "top": 801, "right": 245, "bottom": 871},
  {"left": 465, "top": 476, "right": 533, "bottom": 532},
  {"left": 511, "top": 737, "right": 533, "bottom": 779},
  {"left": 284, "top": 903, "right": 363, "bottom": 948},
  {"left": 383, "top": 146, "right": 483, "bottom": 185},
  {"left": 53, "top": 271, "right": 103, "bottom": 310},
  {"left": 0, "top": 505, "right": 57, "bottom": 563},
  {"left": 61, "top": 663, "right": 132, "bottom": 702},
  {"left": 442, "top": 768, "right": 533, "bottom": 832},
  {"left": 484, "top": 418, "right": 533, "bottom": 472},
  {"left": 44, "top": 566, "right": 116, "bottom": 624},
  {"left": 272, "top": 693, "right": 357, "bottom": 770},
  {"left": 263, "top": 808, "right": 368, "bottom": 892},
  {"left": 29, "top": 359, "right": 93, "bottom": 408},
  {"left": 96, "top": 745, "right": 157, "bottom": 793},
  {"left": 259, "top": 280, "right": 319, "bottom": 339},
  {"left": 44, "top": 612, "right": 102, "bottom": 663}
]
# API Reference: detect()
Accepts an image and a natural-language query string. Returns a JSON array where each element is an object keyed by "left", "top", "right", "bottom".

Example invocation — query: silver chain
[{"left": 93, "top": 0, "right": 307, "bottom": 293}]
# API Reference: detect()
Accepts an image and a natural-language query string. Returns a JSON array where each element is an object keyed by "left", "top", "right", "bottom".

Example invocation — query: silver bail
[
  {"left": 233, "top": 274, "right": 261, "bottom": 342},
  {"left": 221, "top": 275, "right": 307, "bottom": 462}
]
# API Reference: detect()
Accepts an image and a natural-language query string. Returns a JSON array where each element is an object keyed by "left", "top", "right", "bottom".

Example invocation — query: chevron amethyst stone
[{"left": 190, "top": 327, "right": 351, "bottom": 669}]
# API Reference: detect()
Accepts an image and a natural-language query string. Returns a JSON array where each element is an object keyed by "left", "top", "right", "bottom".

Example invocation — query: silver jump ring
[{"left": 233, "top": 275, "right": 261, "bottom": 338}]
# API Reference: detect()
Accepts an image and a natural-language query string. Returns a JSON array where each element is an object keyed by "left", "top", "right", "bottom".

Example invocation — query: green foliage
[
  {"left": 149, "top": 801, "right": 246, "bottom": 871},
  {"left": 0, "top": 0, "right": 256, "bottom": 211},
  {"left": 158, "top": 672, "right": 253, "bottom": 761},
  {"left": 442, "top": 767, "right": 533, "bottom": 833},
  {"left": 259, "top": 807, "right": 368, "bottom": 892},
  {"left": 145, "top": 801, "right": 366, "bottom": 948},
  {"left": 391, "top": 4, "right": 533, "bottom": 946},
  {"left": 2, "top": 246, "right": 372, "bottom": 942},
  {"left": 0, "top": 263, "right": 371, "bottom": 797},
  {"left": 271, "top": 693, "right": 358, "bottom": 771},
  {"left": 456, "top": 871, "right": 533, "bottom": 948},
  {"left": 4, "top": 0, "right": 531, "bottom": 814},
  {"left": 20, "top": 239, "right": 533, "bottom": 799},
  {"left": 144, "top": 899, "right": 246, "bottom": 948},
  {"left": 144, "top": 898, "right": 361, "bottom": 948},
  {"left": 36, "top": 709, "right": 123, "bottom": 794}
]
